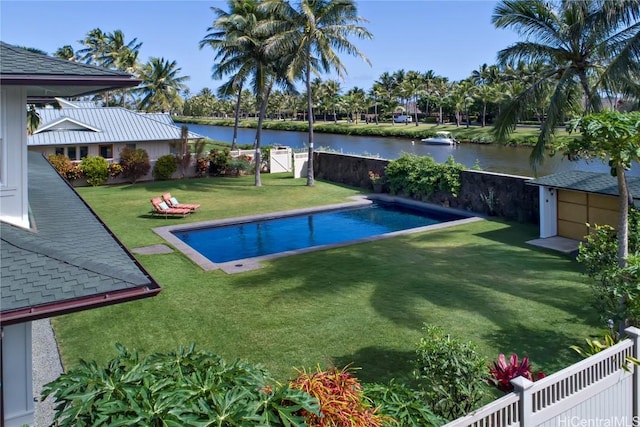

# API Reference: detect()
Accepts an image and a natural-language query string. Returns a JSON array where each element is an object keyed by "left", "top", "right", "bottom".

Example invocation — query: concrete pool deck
[{"left": 152, "top": 195, "right": 483, "bottom": 274}]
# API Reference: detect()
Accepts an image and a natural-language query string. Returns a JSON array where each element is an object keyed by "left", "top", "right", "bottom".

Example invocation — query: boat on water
[{"left": 421, "top": 131, "right": 459, "bottom": 145}]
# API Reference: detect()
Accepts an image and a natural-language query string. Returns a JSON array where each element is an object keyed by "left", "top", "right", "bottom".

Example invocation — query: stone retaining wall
[{"left": 313, "top": 151, "right": 539, "bottom": 223}]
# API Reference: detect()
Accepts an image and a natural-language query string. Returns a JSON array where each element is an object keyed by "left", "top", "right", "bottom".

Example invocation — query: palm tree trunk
[
  {"left": 482, "top": 103, "right": 487, "bottom": 127},
  {"left": 616, "top": 165, "right": 630, "bottom": 336},
  {"left": 254, "top": 83, "right": 273, "bottom": 187},
  {"left": 305, "top": 60, "right": 315, "bottom": 186},
  {"left": 232, "top": 83, "right": 243, "bottom": 151}
]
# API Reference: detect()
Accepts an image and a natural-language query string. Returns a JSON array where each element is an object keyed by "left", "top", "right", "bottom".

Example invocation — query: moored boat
[{"left": 421, "top": 131, "right": 459, "bottom": 145}]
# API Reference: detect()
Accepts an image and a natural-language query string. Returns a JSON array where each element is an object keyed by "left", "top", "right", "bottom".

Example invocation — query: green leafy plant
[
  {"left": 119, "top": 147, "right": 151, "bottom": 183},
  {"left": 570, "top": 333, "right": 619, "bottom": 359},
  {"left": 80, "top": 156, "right": 109, "bottom": 186},
  {"left": 47, "top": 153, "right": 83, "bottom": 181},
  {"left": 384, "top": 154, "right": 464, "bottom": 200},
  {"left": 42, "top": 343, "right": 319, "bottom": 426},
  {"left": 208, "top": 148, "right": 231, "bottom": 176},
  {"left": 488, "top": 353, "right": 546, "bottom": 393},
  {"left": 229, "top": 154, "right": 253, "bottom": 177},
  {"left": 577, "top": 208, "right": 640, "bottom": 326},
  {"left": 368, "top": 170, "right": 383, "bottom": 184},
  {"left": 152, "top": 154, "right": 177, "bottom": 180},
  {"left": 289, "top": 366, "right": 390, "bottom": 427},
  {"left": 363, "top": 381, "right": 445, "bottom": 427},
  {"left": 413, "top": 324, "right": 487, "bottom": 420}
]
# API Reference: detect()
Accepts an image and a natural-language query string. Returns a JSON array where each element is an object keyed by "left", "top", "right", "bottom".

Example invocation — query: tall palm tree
[
  {"left": 137, "top": 57, "right": 189, "bottom": 112},
  {"left": 77, "top": 28, "right": 108, "bottom": 66},
  {"left": 200, "top": 0, "right": 261, "bottom": 150},
  {"left": 54, "top": 45, "right": 76, "bottom": 61},
  {"left": 491, "top": 0, "right": 640, "bottom": 167},
  {"left": 264, "top": 0, "right": 372, "bottom": 186}
]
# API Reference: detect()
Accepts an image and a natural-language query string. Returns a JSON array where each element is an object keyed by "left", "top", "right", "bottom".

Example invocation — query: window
[
  {"left": 99, "top": 144, "right": 113, "bottom": 159},
  {"left": 126, "top": 143, "right": 136, "bottom": 150},
  {"left": 67, "top": 146, "right": 77, "bottom": 160},
  {"left": 79, "top": 146, "right": 88, "bottom": 159},
  {"left": 54, "top": 147, "right": 64, "bottom": 156}
]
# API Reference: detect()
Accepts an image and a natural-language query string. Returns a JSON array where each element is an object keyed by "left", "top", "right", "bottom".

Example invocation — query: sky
[{"left": 1, "top": 0, "right": 521, "bottom": 95}]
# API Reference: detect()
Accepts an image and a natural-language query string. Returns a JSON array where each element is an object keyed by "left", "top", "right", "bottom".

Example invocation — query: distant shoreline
[{"left": 174, "top": 116, "right": 567, "bottom": 147}]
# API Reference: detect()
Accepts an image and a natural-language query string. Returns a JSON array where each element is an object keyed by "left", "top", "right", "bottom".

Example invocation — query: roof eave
[
  {"left": 1, "top": 74, "right": 141, "bottom": 88},
  {"left": 0, "top": 284, "right": 161, "bottom": 327}
]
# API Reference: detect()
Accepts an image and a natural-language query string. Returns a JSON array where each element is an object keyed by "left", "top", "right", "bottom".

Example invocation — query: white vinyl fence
[{"left": 445, "top": 327, "right": 640, "bottom": 427}]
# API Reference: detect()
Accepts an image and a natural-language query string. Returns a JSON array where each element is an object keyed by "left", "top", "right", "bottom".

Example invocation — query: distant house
[
  {"left": 28, "top": 98, "right": 204, "bottom": 179},
  {"left": 0, "top": 42, "right": 162, "bottom": 427}
]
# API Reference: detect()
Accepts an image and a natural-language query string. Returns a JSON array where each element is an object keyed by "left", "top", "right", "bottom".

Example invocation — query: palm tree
[
  {"left": 200, "top": 0, "right": 261, "bottom": 150},
  {"left": 491, "top": 0, "right": 640, "bottom": 167},
  {"left": 54, "top": 45, "right": 76, "bottom": 61},
  {"left": 264, "top": 0, "right": 372, "bottom": 186},
  {"left": 77, "top": 28, "right": 108, "bottom": 66},
  {"left": 137, "top": 57, "right": 189, "bottom": 112}
]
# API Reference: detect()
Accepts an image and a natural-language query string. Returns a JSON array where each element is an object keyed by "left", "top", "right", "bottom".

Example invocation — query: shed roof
[
  {"left": 528, "top": 170, "right": 640, "bottom": 199},
  {"left": 29, "top": 107, "right": 204, "bottom": 145},
  {"left": 0, "top": 152, "right": 161, "bottom": 325},
  {"left": 0, "top": 42, "right": 140, "bottom": 98}
]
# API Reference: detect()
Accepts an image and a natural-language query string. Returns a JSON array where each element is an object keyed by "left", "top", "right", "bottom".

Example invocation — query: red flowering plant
[
  {"left": 368, "top": 170, "right": 383, "bottom": 184},
  {"left": 488, "top": 353, "right": 546, "bottom": 393}
]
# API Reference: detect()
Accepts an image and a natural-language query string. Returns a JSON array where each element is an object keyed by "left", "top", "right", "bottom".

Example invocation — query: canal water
[{"left": 187, "top": 123, "right": 640, "bottom": 178}]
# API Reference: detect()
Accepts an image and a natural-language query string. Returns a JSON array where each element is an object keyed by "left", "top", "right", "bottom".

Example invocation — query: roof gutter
[{"left": 0, "top": 284, "right": 161, "bottom": 326}]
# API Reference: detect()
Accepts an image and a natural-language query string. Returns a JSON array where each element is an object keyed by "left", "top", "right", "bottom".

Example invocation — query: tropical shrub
[
  {"left": 119, "top": 147, "right": 151, "bottom": 183},
  {"left": 153, "top": 154, "right": 177, "bottom": 180},
  {"left": 577, "top": 208, "right": 640, "bottom": 325},
  {"left": 229, "top": 154, "right": 253, "bottom": 176},
  {"left": 108, "top": 162, "right": 123, "bottom": 178},
  {"left": 80, "top": 156, "right": 109, "bottom": 186},
  {"left": 384, "top": 154, "right": 464, "bottom": 199},
  {"left": 363, "top": 381, "right": 445, "bottom": 427},
  {"left": 414, "top": 324, "right": 487, "bottom": 420},
  {"left": 570, "top": 332, "right": 619, "bottom": 359},
  {"left": 47, "top": 153, "right": 83, "bottom": 180},
  {"left": 488, "top": 353, "right": 546, "bottom": 393},
  {"left": 289, "top": 366, "right": 390, "bottom": 426},
  {"left": 42, "top": 343, "right": 319, "bottom": 426},
  {"left": 208, "top": 148, "right": 231, "bottom": 176},
  {"left": 195, "top": 157, "right": 209, "bottom": 177}
]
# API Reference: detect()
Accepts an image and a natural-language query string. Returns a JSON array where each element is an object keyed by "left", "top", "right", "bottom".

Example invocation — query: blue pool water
[{"left": 171, "top": 202, "right": 466, "bottom": 264}]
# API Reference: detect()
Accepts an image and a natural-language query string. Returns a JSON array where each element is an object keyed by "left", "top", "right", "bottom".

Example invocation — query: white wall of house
[
  {"left": 29, "top": 140, "right": 174, "bottom": 163},
  {"left": 2, "top": 323, "right": 34, "bottom": 427},
  {"left": 0, "top": 87, "right": 29, "bottom": 229}
]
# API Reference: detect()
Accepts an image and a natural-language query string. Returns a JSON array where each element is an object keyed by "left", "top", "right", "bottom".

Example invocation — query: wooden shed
[{"left": 528, "top": 171, "right": 640, "bottom": 241}]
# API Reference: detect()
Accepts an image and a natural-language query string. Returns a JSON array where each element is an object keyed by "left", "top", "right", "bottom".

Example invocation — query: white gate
[
  {"left": 293, "top": 152, "right": 308, "bottom": 178},
  {"left": 269, "top": 146, "right": 292, "bottom": 173}
]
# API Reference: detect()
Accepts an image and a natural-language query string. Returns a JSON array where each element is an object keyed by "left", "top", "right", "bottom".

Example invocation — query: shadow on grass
[{"left": 332, "top": 346, "right": 417, "bottom": 385}]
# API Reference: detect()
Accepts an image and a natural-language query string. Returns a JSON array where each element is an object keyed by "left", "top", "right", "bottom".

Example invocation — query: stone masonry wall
[{"left": 314, "top": 151, "right": 539, "bottom": 223}]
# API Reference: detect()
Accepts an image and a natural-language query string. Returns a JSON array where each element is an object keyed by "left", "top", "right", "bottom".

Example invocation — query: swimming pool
[{"left": 154, "top": 196, "right": 479, "bottom": 273}]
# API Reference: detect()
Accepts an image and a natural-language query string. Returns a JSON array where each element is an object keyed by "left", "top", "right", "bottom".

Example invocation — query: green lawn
[{"left": 54, "top": 173, "right": 601, "bottom": 384}]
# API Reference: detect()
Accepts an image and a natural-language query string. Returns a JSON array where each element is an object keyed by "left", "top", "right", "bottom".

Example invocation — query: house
[
  {"left": 28, "top": 98, "right": 204, "bottom": 180},
  {"left": 0, "top": 41, "right": 162, "bottom": 426},
  {"left": 528, "top": 170, "right": 640, "bottom": 240}
]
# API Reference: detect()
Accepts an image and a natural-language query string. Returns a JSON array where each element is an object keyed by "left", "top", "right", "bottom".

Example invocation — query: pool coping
[{"left": 152, "top": 195, "right": 483, "bottom": 274}]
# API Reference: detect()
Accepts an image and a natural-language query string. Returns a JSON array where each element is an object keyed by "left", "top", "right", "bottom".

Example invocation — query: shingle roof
[
  {"left": 1, "top": 152, "right": 161, "bottom": 325},
  {"left": 0, "top": 42, "right": 129, "bottom": 77},
  {"left": 0, "top": 42, "right": 140, "bottom": 98},
  {"left": 29, "top": 107, "right": 204, "bottom": 145},
  {"left": 528, "top": 170, "right": 640, "bottom": 199}
]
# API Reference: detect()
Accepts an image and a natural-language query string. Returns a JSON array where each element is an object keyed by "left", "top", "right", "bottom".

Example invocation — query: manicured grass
[{"left": 55, "top": 174, "right": 601, "bottom": 384}]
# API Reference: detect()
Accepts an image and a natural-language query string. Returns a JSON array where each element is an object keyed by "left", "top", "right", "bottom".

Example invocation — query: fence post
[
  {"left": 625, "top": 326, "right": 640, "bottom": 418},
  {"left": 511, "top": 376, "right": 534, "bottom": 427}
]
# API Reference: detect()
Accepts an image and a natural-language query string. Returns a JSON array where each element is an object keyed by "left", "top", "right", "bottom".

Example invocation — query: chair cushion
[
  {"left": 170, "top": 197, "right": 179, "bottom": 205},
  {"left": 158, "top": 201, "right": 169, "bottom": 211}
]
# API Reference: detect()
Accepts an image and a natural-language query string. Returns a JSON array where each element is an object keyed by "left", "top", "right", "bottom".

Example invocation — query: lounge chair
[
  {"left": 150, "top": 197, "right": 191, "bottom": 218},
  {"left": 162, "top": 192, "right": 200, "bottom": 211}
]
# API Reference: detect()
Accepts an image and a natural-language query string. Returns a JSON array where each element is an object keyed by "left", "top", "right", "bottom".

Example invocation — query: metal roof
[
  {"left": 0, "top": 42, "right": 140, "bottom": 98},
  {"left": 0, "top": 152, "right": 161, "bottom": 325},
  {"left": 29, "top": 107, "right": 204, "bottom": 145},
  {"left": 528, "top": 170, "right": 640, "bottom": 199}
]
